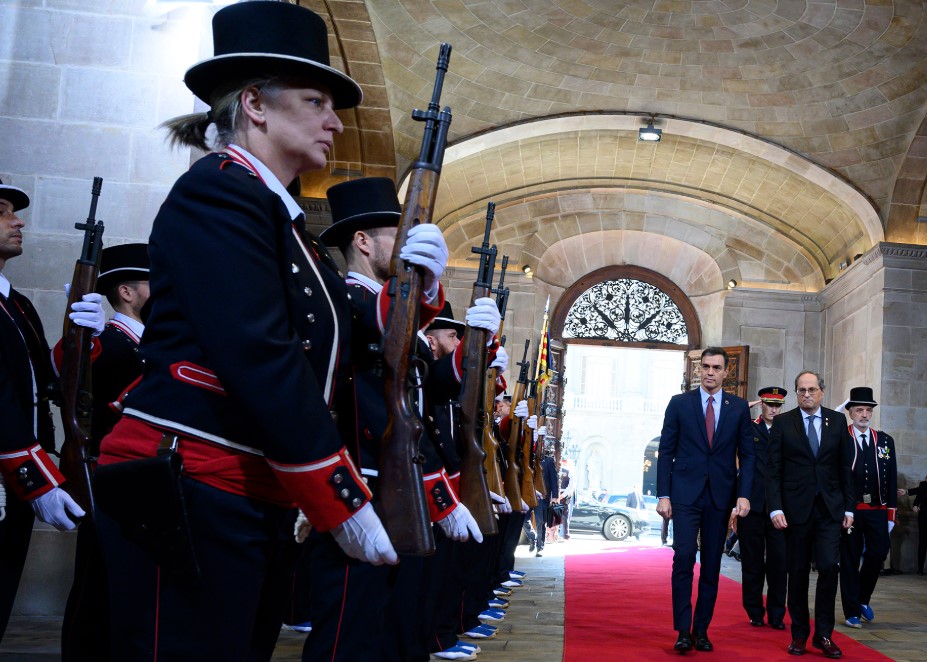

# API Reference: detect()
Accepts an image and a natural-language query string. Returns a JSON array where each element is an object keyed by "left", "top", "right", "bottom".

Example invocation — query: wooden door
[
  {"left": 544, "top": 339, "right": 565, "bottom": 465},
  {"left": 684, "top": 345, "right": 749, "bottom": 400}
]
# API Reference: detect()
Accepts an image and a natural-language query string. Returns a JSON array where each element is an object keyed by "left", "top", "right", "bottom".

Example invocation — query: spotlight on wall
[
  {"left": 727, "top": 279, "right": 737, "bottom": 289},
  {"left": 638, "top": 118, "right": 662, "bottom": 142},
  {"left": 522, "top": 264, "right": 534, "bottom": 278}
]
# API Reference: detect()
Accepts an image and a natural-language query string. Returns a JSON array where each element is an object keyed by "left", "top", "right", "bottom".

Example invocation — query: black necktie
[
  {"left": 861, "top": 433, "right": 868, "bottom": 449},
  {"left": 807, "top": 415, "right": 819, "bottom": 457}
]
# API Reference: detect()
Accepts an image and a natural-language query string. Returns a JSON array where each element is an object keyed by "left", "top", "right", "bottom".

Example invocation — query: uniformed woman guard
[{"left": 93, "top": 2, "right": 448, "bottom": 659}]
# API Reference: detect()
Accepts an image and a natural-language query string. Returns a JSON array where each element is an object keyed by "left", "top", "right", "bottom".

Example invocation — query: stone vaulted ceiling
[{"left": 319, "top": 0, "right": 927, "bottom": 291}]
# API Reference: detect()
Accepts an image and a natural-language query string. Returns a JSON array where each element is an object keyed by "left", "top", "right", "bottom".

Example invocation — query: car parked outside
[
  {"left": 608, "top": 494, "right": 664, "bottom": 534},
  {"left": 570, "top": 490, "right": 649, "bottom": 541}
]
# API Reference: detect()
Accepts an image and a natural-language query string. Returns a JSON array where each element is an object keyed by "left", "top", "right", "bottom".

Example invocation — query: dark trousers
[
  {"left": 561, "top": 495, "right": 573, "bottom": 537},
  {"left": 0, "top": 494, "right": 33, "bottom": 643},
  {"left": 839, "top": 508, "right": 890, "bottom": 618},
  {"left": 738, "top": 509, "right": 786, "bottom": 624},
  {"left": 785, "top": 496, "right": 842, "bottom": 641},
  {"left": 494, "top": 510, "right": 526, "bottom": 584},
  {"left": 96, "top": 477, "right": 299, "bottom": 661},
  {"left": 431, "top": 531, "right": 463, "bottom": 652},
  {"left": 918, "top": 513, "right": 927, "bottom": 573},
  {"left": 670, "top": 487, "right": 729, "bottom": 634},
  {"left": 302, "top": 529, "right": 394, "bottom": 661},
  {"left": 524, "top": 500, "right": 548, "bottom": 551},
  {"left": 62, "top": 520, "right": 111, "bottom": 661},
  {"left": 460, "top": 526, "right": 500, "bottom": 632},
  {"left": 284, "top": 541, "right": 313, "bottom": 625}
]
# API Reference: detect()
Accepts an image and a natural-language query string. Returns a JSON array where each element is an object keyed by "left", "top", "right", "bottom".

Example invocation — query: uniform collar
[
  {"left": 112, "top": 311, "right": 145, "bottom": 339},
  {"left": 346, "top": 270, "right": 382, "bottom": 294},
  {"left": 225, "top": 144, "right": 303, "bottom": 222},
  {"left": 0, "top": 273, "right": 10, "bottom": 298}
]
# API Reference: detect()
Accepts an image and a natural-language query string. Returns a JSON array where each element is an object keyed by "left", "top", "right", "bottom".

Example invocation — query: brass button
[
  {"left": 346, "top": 293, "right": 352, "bottom": 301},
  {"left": 333, "top": 473, "right": 343, "bottom": 484},
  {"left": 340, "top": 488, "right": 350, "bottom": 499},
  {"left": 291, "top": 263, "right": 300, "bottom": 273},
  {"left": 304, "top": 287, "right": 312, "bottom": 297},
  {"left": 18, "top": 467, "right": 27, "bottom": 476},
  {"left": 302, "top": 340, "right": 312, "bottom": 350},
  {"left": 352, "top": 497, "right": 363, "bottom": 509},
  {"left": 306, "top": 313, "right": 316, "bottom": 323}
]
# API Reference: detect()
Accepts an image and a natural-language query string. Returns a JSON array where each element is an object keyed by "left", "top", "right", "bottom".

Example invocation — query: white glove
[
  {"left": 437, "top": 502, "right": 484, "bottom": 543},
  {"left": 536, "top": 490, "right": 544, "bottom": 500},
  {"left": 67, "top": 288, "right": 106, "bottom": 337},
  {"left": 489, "top": 490, "right": 506, "bottom": 505},
  {"left": 519, "top": 499, "right": 530, "bottom": 514},
  {"left": 514, "top": 400, "right": 529, "bottom": 419},
  {"left": 398, "top": 224, "right": 447, "bottom": 303},
  {"left": 499, "top": 496, "right": 512, "bottom": 514},
  {"left": 294, "top": 509, "right": 312, "bottom": 543},
  {"left": 31, "top": 488, "right": 84, "bottom": 531},
  {"left": 526, "top": 414, "right": 538, "bottom": 430},
  {"left": 490, "top": 345, "right": 508, "bottom": 374},
  {"left": 331, "top": 502, "right": 398, "bottom": 566},
  {"left": 466, "top": 297, "right": 501, "bottom": 338},
  {"left": 538, "top": 426, "right": 547, "bottom": 437}
]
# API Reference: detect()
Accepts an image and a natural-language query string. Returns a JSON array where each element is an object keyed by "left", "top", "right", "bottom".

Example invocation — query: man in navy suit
[
  {"left": 656, "top": 347, "right": 755, "bottom": 652},
  {"left": 767, "top": 371, "right": 854, "bottom": 659}
]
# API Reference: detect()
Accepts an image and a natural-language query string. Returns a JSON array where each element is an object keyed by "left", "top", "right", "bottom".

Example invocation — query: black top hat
[
  {"left": 320, "top": 177, "right": 401, "bottom": 247},
  {"left": 96, "top": 243, "right": 150, "bottom": 294},
  {"left": 0, "top": 179, "right": 29, "bottom": 211},
  {"left": 426, "top": 301, "right": 465, "bottom": 334},
  {"left": 846, "top": 386, "right": 878, "bottom": 409},
  {"left": 184, "top": 1, "right": 362, "bottom": 110},
  {"left": 757, "top": 386, "right": 787, "bottom": 404}
]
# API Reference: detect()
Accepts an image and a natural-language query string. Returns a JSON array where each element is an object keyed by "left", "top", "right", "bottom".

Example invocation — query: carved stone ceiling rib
[{"left": 368, "top": 0, "right": 927, "bottom": 222}]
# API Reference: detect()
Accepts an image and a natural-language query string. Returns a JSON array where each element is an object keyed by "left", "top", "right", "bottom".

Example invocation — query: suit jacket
[
  {"left": 656, "top": 388, "right": 756, "bottom": 511},
  {"left": 0, "top": 287, "right": 66, "bottom": 499},
  {"left": 766, "top": 406, "right": 855, "bottom": 525}
]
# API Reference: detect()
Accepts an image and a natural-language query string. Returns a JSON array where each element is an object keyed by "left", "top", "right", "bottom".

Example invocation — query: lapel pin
[{"left": 724, "top": 400, "right": 729, "bottom": 405}]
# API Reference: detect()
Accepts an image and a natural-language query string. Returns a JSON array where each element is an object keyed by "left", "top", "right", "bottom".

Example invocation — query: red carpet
[{"left": 564, "top": 546, "right": 892, "bottom": 660}]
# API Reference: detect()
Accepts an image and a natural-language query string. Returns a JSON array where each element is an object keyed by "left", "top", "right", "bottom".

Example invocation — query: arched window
[{"left": 552, "top": 266, "right": 701, "bottom": 350}]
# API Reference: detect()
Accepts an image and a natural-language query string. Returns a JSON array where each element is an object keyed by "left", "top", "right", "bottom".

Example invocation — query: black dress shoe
[
  {"left": 749, "top": 618, "right": 765, "bottom": 627},
  {"left": 788, "top": 639, "right": 806, "bottom": 656},
  {"left": 812, "top": 636, "right": 842, "bottom": 659},
  {"left": 674, "top": 631, "right": 693, "bottom": 652},
  {"left": 769, "top": 620, "right": 786, "bottom": 630},
  {"left": 692, "top": 631, "right": 713, "bottom": 651}
]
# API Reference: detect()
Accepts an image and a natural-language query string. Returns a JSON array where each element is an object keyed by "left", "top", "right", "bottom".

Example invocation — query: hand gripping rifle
[
  {"left": 59, "top": 177, "right": 104, "bottom": 517},
  {"left": 379, "top": 44, "right": 452, "bottom": 556},
  {"left": 456, "top": 203, "right": 498, "bottom": 535},
  {"left": 481, "top": 256, "right": 508, "bottom": 504},
  {"left": 504, "top": 340, "right": 530, "bottom": 508},
  {"left": 520, "top": 367, "right": 539, "bottom": 508}
]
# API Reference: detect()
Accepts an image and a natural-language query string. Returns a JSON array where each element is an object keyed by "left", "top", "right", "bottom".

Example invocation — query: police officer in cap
[
  {"left": 839, "top": 387, "right": 897, "bottom": 629},
  {"left": 739, "top": 386, "right": 787, "bottom": 629}
]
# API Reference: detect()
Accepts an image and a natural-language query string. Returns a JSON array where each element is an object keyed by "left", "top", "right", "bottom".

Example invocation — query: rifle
[
  {"left": 481, "top": 256, "right": 508, "bottom": 503},
  {"left": 505, "top": 340, "right": 530, "bottom": 508},
  {"left": 59, "top": 177, "right": 104, "bottom": 517},
  {"left": 457, "top": 203, "right": 498, "bottom": 535},
  {"left": 533, "top": 384, "right": 548, "bottom": 495},
  {"left": 379, "top": 44, "right": 452, "bottom": 556},
  {"left": 520, "top": 367, "right": 539, "bottom": 508}
]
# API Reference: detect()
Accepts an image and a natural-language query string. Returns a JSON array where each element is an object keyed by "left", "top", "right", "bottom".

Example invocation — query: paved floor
[{"left": 2, "top": 532, "right": 925, "bottom": 661}]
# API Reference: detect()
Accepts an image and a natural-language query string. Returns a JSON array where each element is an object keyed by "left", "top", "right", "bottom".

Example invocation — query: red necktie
[{"left": 706, "top": 396, "right": 715, "bottom": 448}]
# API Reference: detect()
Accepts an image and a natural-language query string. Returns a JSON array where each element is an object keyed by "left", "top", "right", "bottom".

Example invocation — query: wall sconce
[
  {"left": 727, "top": 279, "right": 737, "bottom": 289},
  {"left": 522, "top": 264, "right": 533, "bottom": 278},
  {"left": 638, "top": 118, "right": 662, "bottom": 142}
]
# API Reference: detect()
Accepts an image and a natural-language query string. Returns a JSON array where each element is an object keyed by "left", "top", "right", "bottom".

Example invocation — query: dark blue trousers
[
  {"left": 839, "top": 508, "right": 890, "bottom": 618},
  {"left": 96, "top": 477, "right": 299, "bottom": 661},
  {"left": 738, "top": 509, "right": 786, "bottom": 624},
  {"left": 670, "top": 487, "right": 729, "bottom": 633}
]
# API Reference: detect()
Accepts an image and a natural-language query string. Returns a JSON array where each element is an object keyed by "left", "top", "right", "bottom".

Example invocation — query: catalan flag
[{"left": 536, "top": 296, "right": 552, "bottom": 389}]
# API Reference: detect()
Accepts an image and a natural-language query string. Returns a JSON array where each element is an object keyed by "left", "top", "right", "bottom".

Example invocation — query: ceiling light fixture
[
  {"left": 727, "top": 279, "right": 737, "bottom": 289},
  {"left": 638, "top": 117, "right": 662, "bottom": 142},
  {"left": 522, "top": 264, "right": 533, "bottom": 278}
]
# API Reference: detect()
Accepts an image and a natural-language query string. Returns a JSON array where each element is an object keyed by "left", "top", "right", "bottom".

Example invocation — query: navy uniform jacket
[
  {"left": 103, "top": 152, "right": 369, "bottom": 531},
  {"left": 766, "top": 407, "right": 855, "bottom": 525},
  {"left": 748, "top": 419, "right": 772, "bottom": 512},
  {"left": 89, "top": 320, "right": 145, "bottom": 452},
  {"left": 0, "top": 286, "right": 66, "bottom": 498},
  {"left": 848, "top": 427, "right": 897, "bottom": 509},
  {"left": 656, "top": 387, "right": 756, "bottom": 511},
  {"left": 345, "top": 276, "right": 457, "bottom": 521}
]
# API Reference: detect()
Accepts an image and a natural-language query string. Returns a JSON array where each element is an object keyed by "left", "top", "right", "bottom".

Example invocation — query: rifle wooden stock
[
  {"left": 456, "top": 203, "right": 498, "bottom": 535},
  {"left": 379, "top": 44, "right": 452, "bottom": 556},
  {"left": 480, "top": 255, "right": 508, "bottom": 507},
  {"left": 59, "top": 177, "right": 104, "bottom": 518},
  {"left": 505, "top": 340, "right": 530, "bottom": 508},
  {"left": 520, "top": 376, "right": 538, "bottom": 508}
]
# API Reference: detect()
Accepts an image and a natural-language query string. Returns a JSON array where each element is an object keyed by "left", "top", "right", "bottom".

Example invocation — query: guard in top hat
[
  {"left": 738, "top": 386, "right": 788, "bottom": 630},
  {"left": 317, "top": 176, "right": 484, "bottom": 660},
  {"left": 425, "top": 300, "right": 466, "bottom": 362},
  {"left": 59, "top": 243, "right": 149, "bottom": 661},
  {"left": 92, "top": 3, "right": 436, "bottom": 658},
  {"left": 839, "top": 387, "right": 897, "bottom": 629},
  {"left": 0, "top": 179, "right": 105, "bottom": 640}
]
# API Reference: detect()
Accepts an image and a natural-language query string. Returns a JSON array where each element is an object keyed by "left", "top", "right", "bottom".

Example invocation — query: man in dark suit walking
[
  {"left": 739, "top": 386, "right": 788, "bottom": 630},
  {"left": 767, "top": 371, "right": 855, "bottom": 659},
  {"left": 657, "top": 347, "right": 756, "bottom": 653}
]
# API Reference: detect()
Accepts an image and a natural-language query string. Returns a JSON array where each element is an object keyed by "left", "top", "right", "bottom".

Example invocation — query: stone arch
[{"left": 886, "top": 113, "right": 927, "bottom": 245}]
